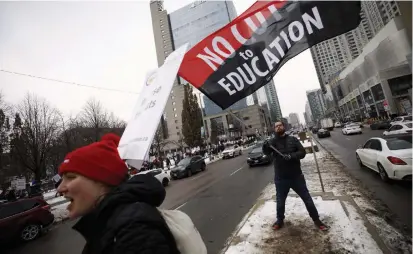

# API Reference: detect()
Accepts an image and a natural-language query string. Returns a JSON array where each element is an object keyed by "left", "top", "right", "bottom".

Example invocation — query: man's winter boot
[
  {"left": 314, "top": 220, "right": 329, "bottom": 231},
  {"left": 272, "top": 220, "right": 284, "bottom": 230}
]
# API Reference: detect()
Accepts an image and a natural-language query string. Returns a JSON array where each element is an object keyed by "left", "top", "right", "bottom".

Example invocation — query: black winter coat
[
  {"left": 262, "top": 134, "right": 306, "bottom": 180},
  {"left": 73, "top": 174, "right": 180, "bottom": 254}
]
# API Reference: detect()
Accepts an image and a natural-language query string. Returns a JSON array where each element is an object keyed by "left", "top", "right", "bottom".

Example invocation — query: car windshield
[
  {"left": 405, "top": 123, "right": 412, "bottom": 128},
  {"left": 404, "top": 116, "right": 412, "bottom": 121},
  {"left": 224, "top": 146, "right": 234, "bottom": 151},
  {"left": 347, "top": 124, "right": 358, "bottom": 127},
  {"left": 178, "top": 158, "right": 191, "bottom": 166},
  {"left": 250, "top": 147, "right": 262, "bottom": 154},
  {"left": 386, "top": 139, "right": 412, "bottom": 150}
]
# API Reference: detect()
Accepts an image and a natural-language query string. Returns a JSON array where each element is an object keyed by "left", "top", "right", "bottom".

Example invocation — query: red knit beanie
[{"left": 59, "top": 133, "right": 128, "bottom": 186}]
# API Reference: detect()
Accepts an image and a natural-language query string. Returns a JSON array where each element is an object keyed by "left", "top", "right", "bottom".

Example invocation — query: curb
[{"left": 220, "top": 193, "right": 391, "bottom": 254}]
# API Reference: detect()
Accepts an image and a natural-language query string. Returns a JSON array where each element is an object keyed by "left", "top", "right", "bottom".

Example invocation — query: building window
[
  {"left": 172, "top": 101, "right": 176, "bottom": 105},
  {"left": 177, "top": 132, "right": 180, "bottom": 135},
  {"left": 175, "top": 120, "right": 178, "bottom": 123},
  {"left": 243, "top": 116, "right": 249, "bottom": 120},
  {"left": 171, "top": 90, "right": 174, "bottom": 93},
  {"left": 174, "top": 114, "right": 178, "bottom": 117},
  {"left": 171, "top": 96, "right": 175, "bottom": 99},
  {"left": 160, "top": 25, "right": 164, "bottom": 28},
  {"left": 161, "top": 30, "right": 165, "bottom": 33},
  {"left": 173, "top": 108, "right": 176, "bottom": 111},
  {"left": 176, "top": 126, "right": 179, "bottom": 129}
]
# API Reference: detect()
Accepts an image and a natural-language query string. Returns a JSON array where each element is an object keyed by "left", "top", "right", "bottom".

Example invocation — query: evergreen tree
[
  {"left": 181, "top": 85, "right": 203, "bottom": 148},
  {"left": 210, "top": 119, "right": 219, "bottom": 145}
]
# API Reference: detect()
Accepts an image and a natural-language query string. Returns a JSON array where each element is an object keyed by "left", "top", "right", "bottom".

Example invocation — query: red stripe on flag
[{"left": 178, "top": 0, "right": 288, "bottom": 89}]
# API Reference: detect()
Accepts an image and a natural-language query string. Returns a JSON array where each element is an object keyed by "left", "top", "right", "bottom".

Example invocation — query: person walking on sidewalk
[{"left": 263, "top": 121, "right": 328, "bottom": 231}]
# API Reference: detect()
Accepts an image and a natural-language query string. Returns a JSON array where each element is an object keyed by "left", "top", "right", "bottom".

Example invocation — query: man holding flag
[
  {"left": 263, "top": 120, "right": 328, "bottom": 231},
  {"left": 177, "top": 0, "right": 362, "bottom": 233}
]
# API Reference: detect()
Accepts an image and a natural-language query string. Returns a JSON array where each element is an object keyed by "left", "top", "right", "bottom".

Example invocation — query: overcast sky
[{"left": 0, "top": 0, "right": 320, "bottom": 123}]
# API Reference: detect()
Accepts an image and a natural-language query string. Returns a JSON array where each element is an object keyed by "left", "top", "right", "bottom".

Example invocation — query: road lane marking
[
  {"left": 189, "top": 174, "right": 204, "bottom": 181},
  {"left": 174, "top": 202, "right": 187, "bottom": 210},
  {"left": 230, "top": 166, "right": 244, "bottom": 176},
  {"left": 346, "top": 137, "right": 351, "bottom": 140}
]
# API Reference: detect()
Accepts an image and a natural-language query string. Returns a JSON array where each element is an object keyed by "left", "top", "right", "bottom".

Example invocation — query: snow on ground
[
  {"left": 47, "top": 195, "right": 66, "bottom": 205},
  {"left": 229, "top": 141, "right": 411, "bottom": 254},
  {"left": 43, "top": 190, "right": 57, "bottom": 200},
  {"left": 225, "top": 197, "right": 382, "bottom": 254},
  {"left": 51, "top": 202, "right": 69, "bottom": 223}
]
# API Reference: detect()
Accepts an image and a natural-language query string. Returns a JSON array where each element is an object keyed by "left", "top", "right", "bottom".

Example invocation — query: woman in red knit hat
[{"left": 57, "top": 133, "right": 179, "bottom": 254}]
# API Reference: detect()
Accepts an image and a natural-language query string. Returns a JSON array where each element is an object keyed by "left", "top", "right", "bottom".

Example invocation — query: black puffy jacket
[
  {"left": 262, "top": 134, "right": 306, "bottom": 180},
  {"left": 73, "top": 174, "right": 180, "bottom": 254}
]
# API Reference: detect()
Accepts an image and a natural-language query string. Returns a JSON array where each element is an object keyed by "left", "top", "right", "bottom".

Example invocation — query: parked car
[
  {"left": 222, "top": 145, "right": 242, "bottom": 159},
  {"left": 354, "top": 122, "right": 364, "bottom": 128},
  {"left": 391, "top": 115, "right": 412, "bottom": 125},
  {"left": 170, "top": 155, "right": 206, "bottom": 179},
  {"left": 342, "top": 123, "right": 362, "bottom": 135},
  {"left": 247, "top": 146, "right": 272, "bottom": 167},
  {"left": 334, "top": 122, "right": 342, "bottom": 128},
  {"left": 137, "top": 168, "right": 171, "bottom": 186},
  {"left": 0, "top": 197, "right": 54, "bottom": 244},
  {"left": 370, "top": 120, "right": 391, "bottom": 130},
  {"left": 317, "top": 128, "right": 331, "bottom": 138},
  {"left": 355, "top": 134, "right": 412, "bottom": 182},
  {"left": 383, "top": 122, "right": 412, "bottom": 136}
]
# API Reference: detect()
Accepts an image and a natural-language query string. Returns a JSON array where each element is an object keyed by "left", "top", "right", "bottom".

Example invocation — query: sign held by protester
[
  {"left": 118, "top": 44, "right": 189, "bottom": 170},
  {"left": 178, "top": 1, "right": 361, "bottom": 109}
]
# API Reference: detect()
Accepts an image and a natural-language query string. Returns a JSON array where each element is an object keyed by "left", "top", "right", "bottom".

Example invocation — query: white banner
[{"left": 118, "top": 43, "right": 188, "bottom": 170}]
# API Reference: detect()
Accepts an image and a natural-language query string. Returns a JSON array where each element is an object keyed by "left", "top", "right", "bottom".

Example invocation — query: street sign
[{"left": 118, "top": 43, "right": 188, "bottom": 170}]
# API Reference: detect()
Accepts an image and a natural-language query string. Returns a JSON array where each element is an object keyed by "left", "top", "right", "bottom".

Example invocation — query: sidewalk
[{"left": 222, "top": 144, "right": 411, "bottom": 254}]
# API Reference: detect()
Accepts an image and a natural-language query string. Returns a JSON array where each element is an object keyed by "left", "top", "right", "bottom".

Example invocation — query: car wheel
[
  {"left": 162, "top": 178, "right": 169, "bottom": 186},
  {"left": 378, "top": 164, "right": 389, "bottom": 182},
  {"left": 21, "top": 224, "right": 40, "bottom": 242},
  {"left": 187, "top": 170, "right": 192, "bottom": 177},
  {"left": 239, "top": 150, "right": 242, "bottom": 155},
  {"left": 201, "top": 163, "right": 206, "bottom": 171},
  {"left": 356, "top": 154, "right": 363, "bottom": 168}
]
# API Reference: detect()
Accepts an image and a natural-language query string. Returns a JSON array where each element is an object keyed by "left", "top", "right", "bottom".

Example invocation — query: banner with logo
[
  {"left": 178, "top": 1, "right": 361, "bottom": 109},
  {"left": 118, "top": 43, "right": 188, "bottom": 170}
]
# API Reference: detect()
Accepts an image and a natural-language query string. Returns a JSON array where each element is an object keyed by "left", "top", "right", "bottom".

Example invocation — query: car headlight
[{"left": 263, "top": 155, "right": 267, "bottom": 158}]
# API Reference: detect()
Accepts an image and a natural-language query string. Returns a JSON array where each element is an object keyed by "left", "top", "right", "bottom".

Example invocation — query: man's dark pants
[{"left": 275, "top": 174, "right": 319, "bottom": 221}]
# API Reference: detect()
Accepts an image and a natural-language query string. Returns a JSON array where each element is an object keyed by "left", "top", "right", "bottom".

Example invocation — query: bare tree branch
[{"left": 13, "top": 94, "right": 61, "bottom": 180}]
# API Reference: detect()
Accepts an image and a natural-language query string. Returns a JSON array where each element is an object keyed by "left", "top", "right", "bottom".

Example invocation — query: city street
[
  {"left": 5, "top": 149, "right": 275, "bottom": 254},
  {"left": 316, "top": 127, "right": 412, "bottom": 230}
]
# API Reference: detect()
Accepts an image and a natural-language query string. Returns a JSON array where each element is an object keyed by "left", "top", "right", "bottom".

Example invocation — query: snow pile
[
  {"left": 52, "top": 202, "right": 69, "bottom": 223},
  {"left": 225, "top": 197, "right": 382, "bottom": 254},
  {"left": 47, "top": 195, "right": 66, "bottom": 205},
  {"left": 43, "top": 190, "right": 58, "bottom": 200}
]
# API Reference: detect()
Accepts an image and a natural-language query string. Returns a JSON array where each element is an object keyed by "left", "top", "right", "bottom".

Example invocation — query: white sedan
[
  {"left": 342, "top": 123, "right": 362, "bottom": 135},
  {"left": 383, "top": 122, "right": 412, "bottom": 136},
  {"left": 222, "top": 145, "right": 242, "bottom": 159},
  {"left": 356, "top": 136, "right": 412, "bottom": 182},
  {"left": 136, "top": 169, "right": 171, "bottom": 186}
]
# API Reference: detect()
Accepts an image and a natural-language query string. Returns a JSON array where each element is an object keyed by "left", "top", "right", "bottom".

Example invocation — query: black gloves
[{"left": 283, "top": 154, "right": 292, "bottom": 160}]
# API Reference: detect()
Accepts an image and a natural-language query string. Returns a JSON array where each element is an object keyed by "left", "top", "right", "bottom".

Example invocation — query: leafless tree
[
  {"left": 12, "top": 94, "right": 61, "bottom": 181},
  {"left": 108, "top": 112, "right": 126, "bottom": 129},
  {"left": 78, "top": 98, "right": 111, "bottom": 142}
]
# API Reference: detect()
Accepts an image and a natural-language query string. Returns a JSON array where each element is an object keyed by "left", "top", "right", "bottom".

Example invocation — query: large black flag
[{"left": 178, "top": 1, "right": 361, "bottom": 109}]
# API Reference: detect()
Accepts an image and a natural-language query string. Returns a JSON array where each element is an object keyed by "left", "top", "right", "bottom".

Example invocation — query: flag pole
[{"left": 308, "top": 133, "right": 325, "bottom": 192}]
